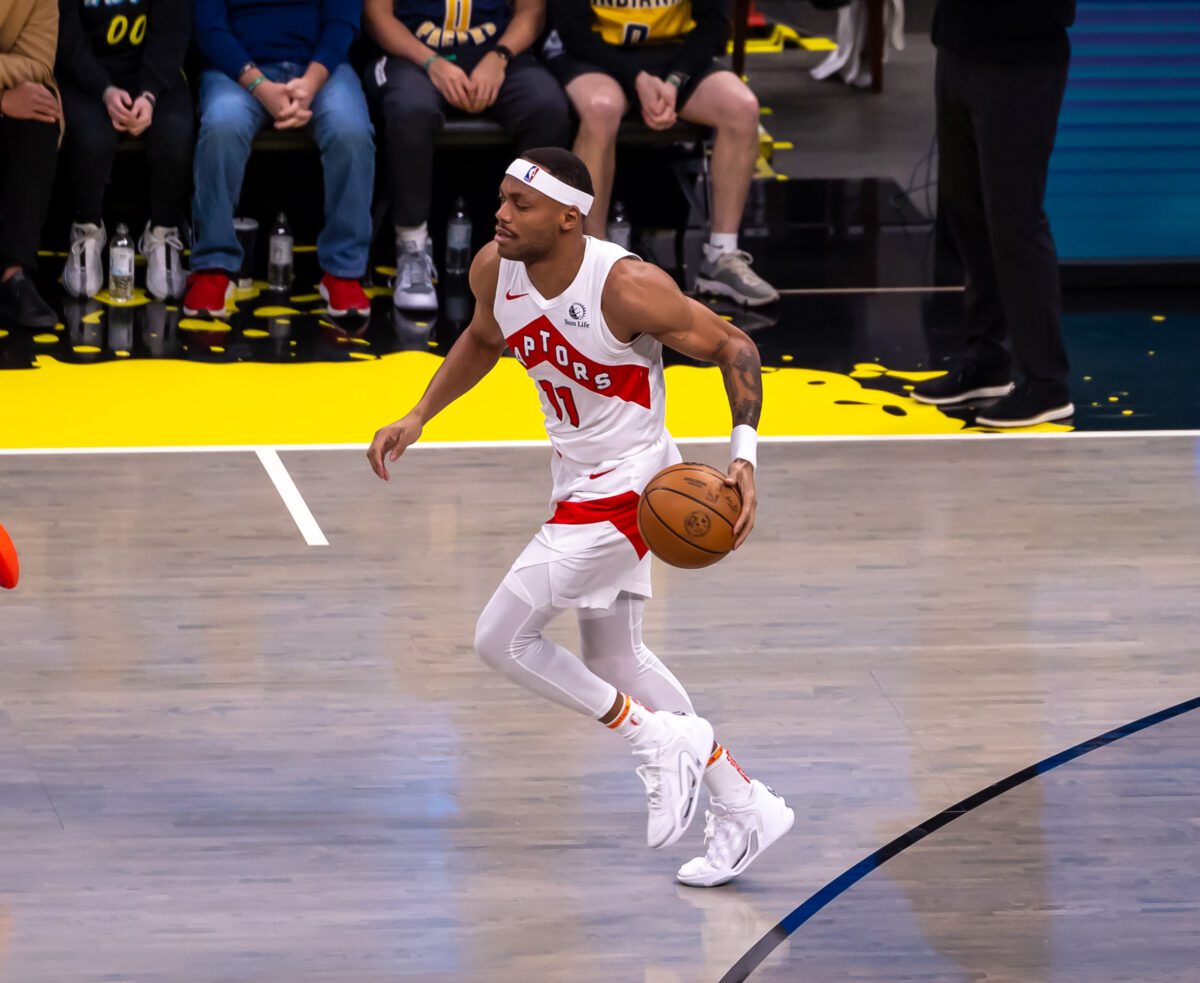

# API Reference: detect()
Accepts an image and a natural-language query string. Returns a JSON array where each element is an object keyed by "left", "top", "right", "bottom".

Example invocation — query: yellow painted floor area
[{"left": 0, "top": 353, "right": 1066, "bottom": 449}]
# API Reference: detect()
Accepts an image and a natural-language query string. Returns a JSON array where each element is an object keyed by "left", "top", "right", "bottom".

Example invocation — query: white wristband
[{"left": 730, "top": 424, "right": 757, "bottom": 469}]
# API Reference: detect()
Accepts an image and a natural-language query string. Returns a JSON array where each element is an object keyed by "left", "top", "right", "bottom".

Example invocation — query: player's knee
[
  {"left": 474, "top": 616, "right": 520, "bottom": 673},
  {"left": 576, "top": 89, "right": 625, "bottom": 136},
  {"left": 716, "top": 85, "right": 761, "bottom": 139}
]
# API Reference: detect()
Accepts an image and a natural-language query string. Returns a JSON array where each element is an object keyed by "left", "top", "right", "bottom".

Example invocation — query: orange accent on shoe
[{"left": 706, "top": 745, "right": 724, "bottom": 769}]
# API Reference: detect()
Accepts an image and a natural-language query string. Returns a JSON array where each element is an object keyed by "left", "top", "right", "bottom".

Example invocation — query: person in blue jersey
[
  {"left": 363, "top": 0, "right": 570, "bottom": 312},
  {"left": 55, "top": 0, "right": 192, "bottom": 300},
  {"left": 186, "top": 0, "right": 375, "bottom": 320},
  {"left": 912, "top": 0, "right": 1076, "bottom": 428}
]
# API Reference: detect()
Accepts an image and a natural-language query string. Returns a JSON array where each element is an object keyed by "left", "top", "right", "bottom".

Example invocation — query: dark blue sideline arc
[{"left": 720, "top": 694, "right": 1200, "bottom": 983}]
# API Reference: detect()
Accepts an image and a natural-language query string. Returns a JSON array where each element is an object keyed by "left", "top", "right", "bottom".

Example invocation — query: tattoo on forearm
[{"left": 722, "top": 343, "right": 762, "bottom": 429}]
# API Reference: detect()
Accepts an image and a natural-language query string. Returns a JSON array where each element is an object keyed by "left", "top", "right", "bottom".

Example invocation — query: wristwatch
[
  {"left": 666, "top": 71, "right": 689, "bottom": 90},
  {"left": 492, "top": 44, "right": 515, "bottom": 64}
]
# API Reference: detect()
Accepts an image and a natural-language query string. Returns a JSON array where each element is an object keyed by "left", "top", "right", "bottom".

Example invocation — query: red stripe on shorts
[{"left": 548, "top": 491, "right": 648, "bottom": 560}]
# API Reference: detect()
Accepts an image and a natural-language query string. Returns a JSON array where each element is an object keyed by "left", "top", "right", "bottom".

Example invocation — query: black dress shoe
[
  {"left": 911, "top": 357, "right": 1014, "bottom": 406},
  {"left": 0, "top": 271, "right": 57, "bottom": 330},
  {"left": 976, "top": 380, "right": 1075, "bottom": 428}
]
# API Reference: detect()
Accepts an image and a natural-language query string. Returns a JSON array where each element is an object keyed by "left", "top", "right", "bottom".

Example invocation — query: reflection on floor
[
  {"left": 748, "top": 704, "right": 1200, "bottom": 983},
  {"left": 3, "top": 179, "right": 1198, "bottom": 448}
]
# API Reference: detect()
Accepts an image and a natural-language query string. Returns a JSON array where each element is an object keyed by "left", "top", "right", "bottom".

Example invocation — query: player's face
[{"left": 495, "top": 177, "right": 578, "bottom": 262}]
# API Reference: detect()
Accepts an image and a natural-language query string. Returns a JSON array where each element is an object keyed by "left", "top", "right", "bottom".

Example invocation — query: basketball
[{"left": 637, "top": 463, "right": 743, "bottom": 569}]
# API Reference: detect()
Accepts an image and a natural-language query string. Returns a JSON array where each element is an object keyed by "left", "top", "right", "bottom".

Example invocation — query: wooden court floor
[{"left": 1, "top": 437, "right": 1198, "bottom": 981}]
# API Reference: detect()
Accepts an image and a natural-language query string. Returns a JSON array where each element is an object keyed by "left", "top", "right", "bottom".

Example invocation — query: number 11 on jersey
[{"left": 539, "top": 381, "right": 581, "bottom": 427}]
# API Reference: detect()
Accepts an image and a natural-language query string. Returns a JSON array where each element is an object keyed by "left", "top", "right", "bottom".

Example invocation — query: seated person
[
  {"left": 363, "top": 0, "right": 571, "bottom": 311},
  {"left": 0, "top": 0, "right": 61, "bottom": 329},
  {"left": 186, "top": 0, "right": 375, "bottom": 318},
  {"left": 56, "top": 0, "right": 192, "bottom": 300},
  {"left": 543, "top": 0, "right": 777, "bottom": 306}
]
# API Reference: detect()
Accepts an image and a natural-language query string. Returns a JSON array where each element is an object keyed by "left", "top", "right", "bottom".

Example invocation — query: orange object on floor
[{"left": 0, "top": 522, "right": 19, "bottom": 589}]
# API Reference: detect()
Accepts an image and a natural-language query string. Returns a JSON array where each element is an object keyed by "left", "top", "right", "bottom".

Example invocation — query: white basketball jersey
[{"left": 493, "top": 237, "right": 669, "bottom": 471}]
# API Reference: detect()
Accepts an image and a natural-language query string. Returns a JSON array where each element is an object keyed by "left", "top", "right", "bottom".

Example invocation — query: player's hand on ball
[
  {"left": 724, "top": 460, "right": 756, "bottom": 549},
  {"left": 367, "top": 415, "right": 424, "bottom": 481}
]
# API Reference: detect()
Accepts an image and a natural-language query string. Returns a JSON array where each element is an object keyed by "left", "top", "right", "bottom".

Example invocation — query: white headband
[{"left": 505, "top": 158, "right": 593, "bottom": 216}]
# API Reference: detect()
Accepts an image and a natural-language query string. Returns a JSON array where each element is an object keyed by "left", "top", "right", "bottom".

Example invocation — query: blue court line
[{"left": 719, "top": 695, "right": 1200, "bottom": 983}]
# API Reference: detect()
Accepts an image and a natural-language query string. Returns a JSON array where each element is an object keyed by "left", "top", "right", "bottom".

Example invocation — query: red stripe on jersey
[
  {"left": 548, "top": 491, "right": 648, "bottom": 559},
  {"left": 508, "top": 315, "right": 652, "bottom": 409}
]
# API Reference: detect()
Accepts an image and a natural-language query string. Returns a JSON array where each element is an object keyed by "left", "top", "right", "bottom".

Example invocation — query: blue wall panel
[{"left": 1047, "top": 0, "right": 1200, "bottom": 261}]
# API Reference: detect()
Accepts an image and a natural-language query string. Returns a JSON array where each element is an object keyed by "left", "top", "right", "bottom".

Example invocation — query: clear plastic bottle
[
  {"left": 445, "top": 197, "right": 471, "bottom": 276},
  {"left": 607, "top": 201, "right": 632, "bottom": 249},
  {"left": 268, "top": 212, "right": 294, "bottom": 291},
  {"left": 108, "top": 223, "right": 135, "bottom": 302}
]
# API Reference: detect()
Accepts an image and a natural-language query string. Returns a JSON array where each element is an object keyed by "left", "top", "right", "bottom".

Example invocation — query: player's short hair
[{"left": 521, "top": 147, "right": 595, "bottom": 200}]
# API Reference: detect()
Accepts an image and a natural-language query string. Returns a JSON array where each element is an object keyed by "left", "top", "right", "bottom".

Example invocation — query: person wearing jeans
[
  {"left": 187, "top": 0, "right": 375, "bottom": 318},
  {"left": 363, "top": 0, "right": 570, "bottom": 312},
  {"left": 913, "top": 0, "right": 1076, "bottom": 428},
  {"left": 55, "top": 0, "right": 192, "bottom": 301},
  {"left": 0, "top": 0, "right": 61, "bottom": 329}
]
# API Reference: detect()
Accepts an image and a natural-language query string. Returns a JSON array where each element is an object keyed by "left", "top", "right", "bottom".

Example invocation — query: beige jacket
[{"left": 0, "top": 0, "right": 58, "bottom": 91}]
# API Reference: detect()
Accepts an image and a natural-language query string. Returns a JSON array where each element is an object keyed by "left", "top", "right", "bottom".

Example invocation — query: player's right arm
[{"left": 367, "top": 244, "right": 509, "bottom": 481}]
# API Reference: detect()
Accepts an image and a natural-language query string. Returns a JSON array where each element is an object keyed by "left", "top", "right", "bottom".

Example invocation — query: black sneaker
[
  {"left": 911, "top": 357, "right": 1014, "bottom": 406},
  {"left": 976, "top": 380, "right": 1074, "bottom": 428},
  {"left": 0, "top": 271, "right": 57, "bottom": 329}
]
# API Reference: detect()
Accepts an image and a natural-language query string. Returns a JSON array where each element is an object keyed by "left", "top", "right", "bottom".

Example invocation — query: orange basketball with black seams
[{"left": 637, "top": 463, "right": 742, "bottom": 569}]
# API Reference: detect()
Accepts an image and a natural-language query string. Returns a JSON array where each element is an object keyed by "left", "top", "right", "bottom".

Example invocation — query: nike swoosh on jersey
[
  {"left": 589, "top": 468, "right": 617, "bottom": 480},
  {"left": 505, "top": 290, "right": 529, "bottom": 300}
]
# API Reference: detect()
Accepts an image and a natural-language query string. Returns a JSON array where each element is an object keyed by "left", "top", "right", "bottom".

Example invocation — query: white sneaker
[
  {"left": 392, "top": 239, "right": 438, "bottom": 311},
  {"left": 63, "top": 222, "right": 106, "bottom": 298},
  {"left": 633, "top": 711, "right": 714, "bottom": 850},
  {"left": 695, "top": 249, "right": 779, "bottom": 307},
  {"left": 676, "top": 780, "right": 795, "bottom": 887},
  {"left": 140, "top": 223, "right": 187, "bottom": 301}
]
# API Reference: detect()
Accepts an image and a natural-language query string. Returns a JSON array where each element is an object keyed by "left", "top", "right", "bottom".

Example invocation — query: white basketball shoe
[
  {"left": 632, "top": 710, "right": 714, "bottom": 850},
  {"left": 63, "top": 221, "right": 106, "bottom": 298},
  {"left": 140, "top": 223, "right": 187, "bottom": 301},
  {"left": 676, "top": 780, "right": 795, "bottom": 887}
]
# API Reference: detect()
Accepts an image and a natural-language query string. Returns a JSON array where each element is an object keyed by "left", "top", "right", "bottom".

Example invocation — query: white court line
[
  {"left": 776, "top": 286, "right": 965, "bottom": 295},
  {"left": 255, "top": 447, "right": 329, "bottom": 547},
  {"left": 2, "top": 430, "right": 1200, "bottom": 456}
]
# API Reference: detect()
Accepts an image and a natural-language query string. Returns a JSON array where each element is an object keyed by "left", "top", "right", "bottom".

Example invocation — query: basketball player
[{"left": 367, "top": 147, "right": 792, "bottom": 886}]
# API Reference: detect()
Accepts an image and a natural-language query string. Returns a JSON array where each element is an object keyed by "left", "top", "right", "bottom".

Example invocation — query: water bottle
[
  {"left": 108, "top": 223, "right": 135, "bottom": 302},
  {"left": 607, "top": 201, "right": 632, "bottom": 249},
  {"left": 445, "top": 197, "right": 471, "bottom": 276},
  {"left": 268, "top": 212, "right": 294, "bottom": 291}
]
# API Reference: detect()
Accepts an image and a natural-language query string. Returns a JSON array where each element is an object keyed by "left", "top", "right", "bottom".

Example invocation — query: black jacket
[
  {"left": 56, "top": 0, "right": 190, "bottom": 98},
  {"left": 933, "top": 0, "right": 1075, "bottom": 65}
]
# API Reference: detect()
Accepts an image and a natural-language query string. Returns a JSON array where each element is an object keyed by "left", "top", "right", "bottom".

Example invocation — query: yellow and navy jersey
[
  {"left": 397, "top": 0, "right": 513, "bottom": 48},
  {"left": 590, "top": 0, "right": 695, "bottom": 46}
]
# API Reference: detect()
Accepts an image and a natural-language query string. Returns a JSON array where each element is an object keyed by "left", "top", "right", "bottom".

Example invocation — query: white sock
[
  {"left": 605, "top": 694, "right": 666, "bottom": 747},
  {"left": 704, "top": 744, "right": 753, "bottom": 803},
  {"left": 396, "top": 223, "right": 428, "bottom": 251},
  {"left": 703, "top": 233, "right": 739, "bottom": 264}
]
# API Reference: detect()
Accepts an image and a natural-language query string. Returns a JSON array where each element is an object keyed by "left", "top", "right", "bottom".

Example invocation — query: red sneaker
[
  {"left": 183, "top": 271, "right": 233, "bottom": 317},
  {"left": 319, "top": 273, "right": 371, "bottom": 318}
]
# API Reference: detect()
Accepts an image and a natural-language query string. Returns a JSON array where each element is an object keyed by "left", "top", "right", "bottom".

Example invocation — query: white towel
[{"left": 810, "top": 0, "right": 906, "bottom": 89}]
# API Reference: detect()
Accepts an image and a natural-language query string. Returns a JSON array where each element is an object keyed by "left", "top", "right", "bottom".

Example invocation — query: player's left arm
[{"left": 603, "top": 262, "right": 762, "bottom": 549}]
